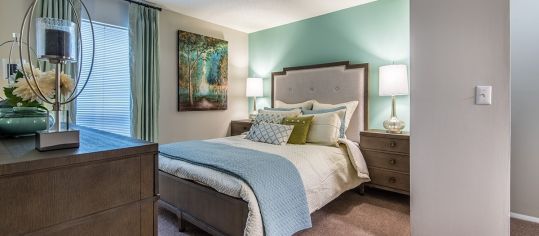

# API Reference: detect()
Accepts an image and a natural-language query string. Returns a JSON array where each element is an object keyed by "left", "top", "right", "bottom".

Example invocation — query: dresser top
[{"left": 0, "top": 126, "right": 157, "bottom": 176}]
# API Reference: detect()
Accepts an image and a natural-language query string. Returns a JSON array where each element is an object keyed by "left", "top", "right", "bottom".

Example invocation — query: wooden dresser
[
  {"left": 0, "top": 126, "right": 158, "bottom": 236},
  {"left": 230, "top": 119, "right": 252, "bottom": 136},
  {"left": 360, "top": 130, "right": 410, "bottom": 195}
]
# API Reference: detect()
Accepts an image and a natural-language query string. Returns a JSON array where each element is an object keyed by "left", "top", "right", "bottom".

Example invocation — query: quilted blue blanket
[{"left": 159, "top": 140, "right": 312, "bottom": 236}]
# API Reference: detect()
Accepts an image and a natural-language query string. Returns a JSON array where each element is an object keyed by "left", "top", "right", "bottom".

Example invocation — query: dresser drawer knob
[
  {"left": 389, "top": 159, "right": 397, "bottom": 165},
  {"left": 389, "top": 141, "right": 397, "bottom": 148},
  {"left": 388, "top": 177, "right": 397, "bottom": 184}
]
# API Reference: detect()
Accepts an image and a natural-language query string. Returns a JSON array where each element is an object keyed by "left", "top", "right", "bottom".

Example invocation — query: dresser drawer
[
  {"left": 0, "top": 156, "right": 142, "bottom": 235},
  {"left": 369, "top": 167, "right": 410, "bottom": 192},
  {"left": 361, "top": 136, "right": 409, "bottom": 154},
  {"left": 363, "top": 150, "right": 409, "bottom": 173},
  {"left": 231, "top": 122, "right": 252, "bottom": 136}
]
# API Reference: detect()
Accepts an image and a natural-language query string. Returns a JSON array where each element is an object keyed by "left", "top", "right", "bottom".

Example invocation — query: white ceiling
[{"left": 149, "top": 0, "right": 377, "bottom": 33}]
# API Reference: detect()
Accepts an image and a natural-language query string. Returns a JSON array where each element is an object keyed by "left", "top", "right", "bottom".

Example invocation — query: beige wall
[
  {"left": 0, "top": 0, "right": 249, "bottom": 143},
  {"left": 410, "top": 0, "right": 510, "bottom": 235},
  {"left": 158, "top": 9, "right": 249, "bottom": 144},
  {"left": 0, "top": 0, "right": 32, "bottom": 95},
  {"left": 84, "top": 0, "right": 128, "bottom": 27},
  {"left": 511, "top": 0, "right": 539, "bottom": 219},
  {"left": 0, "top": 0, "right": 30, "bottom": 48}
]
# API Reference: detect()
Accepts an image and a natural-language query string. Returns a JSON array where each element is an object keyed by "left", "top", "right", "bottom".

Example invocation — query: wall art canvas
[{"left": 178, "top": 30, "right": 228, "bottom": 111}]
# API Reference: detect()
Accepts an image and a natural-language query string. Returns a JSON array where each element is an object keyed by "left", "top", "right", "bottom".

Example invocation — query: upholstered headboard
[{"left": 272, "top": 61, "right": 369, "bottom": 142}]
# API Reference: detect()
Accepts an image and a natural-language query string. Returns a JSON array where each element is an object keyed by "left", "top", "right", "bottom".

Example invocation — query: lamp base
[
  {"left": 249, "top": 111, "right": 258, "bottom": 121},
  {"left": 35, "top": 129, "right": 80, "bottom": 151},
  {"left": 383, "top": 116, "right": 405, "bottom": 134}
]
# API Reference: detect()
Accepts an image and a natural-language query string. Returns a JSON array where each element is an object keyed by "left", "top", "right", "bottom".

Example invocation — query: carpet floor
[
  {"left": 158, "top": 188, "right": 539, "bottom": 236},
  {"left": 158, "top": 188, "right": 410, "bottom": 236}
]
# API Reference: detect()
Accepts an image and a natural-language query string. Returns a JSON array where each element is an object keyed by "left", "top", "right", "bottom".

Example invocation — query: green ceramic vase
[{"left": 0, "top": 107, "right": 53, "bottom": 136}]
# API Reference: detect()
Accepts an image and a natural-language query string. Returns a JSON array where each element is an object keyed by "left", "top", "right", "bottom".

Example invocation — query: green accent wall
[{"left": 248, "top": 0, "right": 409, "bottom": 130}]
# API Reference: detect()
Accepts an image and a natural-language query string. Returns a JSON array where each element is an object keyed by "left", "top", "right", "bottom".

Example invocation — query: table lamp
[
  {"left": 19, "top": 0, "right": 95, "bottom": 151},
  {"left": 246, "top": 77, "right": 263, "bottom": 120},
  {"left": 379, "top": 64, "right": 409, "bottom": 134}
]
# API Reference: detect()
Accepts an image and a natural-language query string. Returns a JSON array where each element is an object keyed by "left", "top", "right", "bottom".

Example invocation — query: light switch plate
[{"left": 475, "top": 86, "right": 492, "bottom": 105}]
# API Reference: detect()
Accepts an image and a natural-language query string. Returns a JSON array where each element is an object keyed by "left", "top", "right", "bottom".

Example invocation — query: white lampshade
[
  {"left": 246, "top": 77, "right": 263, "bottom": 97},
  {"left": 379, "top": 64, "right": 409, "bottom": 96}
]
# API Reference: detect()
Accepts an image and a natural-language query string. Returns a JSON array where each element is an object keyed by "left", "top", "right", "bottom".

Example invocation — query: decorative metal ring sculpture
[
  {"left": 0, "top": 34, "right": 35, "bottom": 70},
  {"left": 18, "top": 0, "right": 95, "bottom": 132},
  {"left": 0, "top": 34, "right": 35, "bottom": 100},
  {"left": 19, "top": 0, "right": 95, "bottom": 105}
]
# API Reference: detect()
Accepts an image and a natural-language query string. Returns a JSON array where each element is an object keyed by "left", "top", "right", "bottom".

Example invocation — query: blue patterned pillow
[
  {"left": 245, "top": 122, "right": 294, "bottom": 145},
  {"left": 253, "top": 113, "right": 288, "bottom": 125},
  {"left": 303, "top": 106, "right": 347, "bottom": 138}
]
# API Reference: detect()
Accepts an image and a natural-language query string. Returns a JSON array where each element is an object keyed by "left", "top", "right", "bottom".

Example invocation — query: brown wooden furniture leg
[
  {"left": 178, "top": 211, "right": 186, "bottom": 232},
  {"left": 355, "top": 183, "right": 366, "bottom": 195}
]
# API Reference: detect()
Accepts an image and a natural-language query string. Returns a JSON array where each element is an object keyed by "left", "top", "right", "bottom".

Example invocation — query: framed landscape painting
[{"left": 178, "top": 30, "right": 228, "bottom": 111}]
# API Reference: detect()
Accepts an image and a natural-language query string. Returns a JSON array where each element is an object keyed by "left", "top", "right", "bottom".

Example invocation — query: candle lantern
[
  {"left": 19, "top": 0, "right": 95, "bottom": 151},
  {"left": 36, "top": 18, "right": 78, "bottom": 63}
]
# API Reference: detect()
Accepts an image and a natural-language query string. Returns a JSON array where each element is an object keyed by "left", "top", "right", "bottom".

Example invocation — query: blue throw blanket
[{"left": 159, "top": 140, "right": 312, "bottom": 236}]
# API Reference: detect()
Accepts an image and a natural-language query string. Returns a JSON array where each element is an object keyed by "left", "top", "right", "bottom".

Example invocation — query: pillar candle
[{"left": 44, "top": 29, "right": 72, "bottom": 59}]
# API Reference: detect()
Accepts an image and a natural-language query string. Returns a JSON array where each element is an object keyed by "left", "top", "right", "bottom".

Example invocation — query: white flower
[
  {"left": 22, "top": 63, "right": 42, "bottom": 78},
  {"left": 12, "top": 64, "right": 75, "bottom": 102},
  {"left": 12, "top": 77, "right": 47, "bottom": 102},
  {"left": 60, "top": 72, "right": 75, "bottom": 96},
  {"left": 39, "top": 69, "right": 75, "bottom": 97}
]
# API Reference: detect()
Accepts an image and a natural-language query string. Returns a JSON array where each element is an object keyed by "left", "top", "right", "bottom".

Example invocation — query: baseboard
[{"left": 511, "top": 212, "right": 539, "bottom": 224}]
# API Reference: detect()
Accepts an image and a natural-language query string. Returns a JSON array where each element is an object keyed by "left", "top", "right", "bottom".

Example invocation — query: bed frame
[{"left": 159, "top": 61, "right": 369, "bottom": 235}]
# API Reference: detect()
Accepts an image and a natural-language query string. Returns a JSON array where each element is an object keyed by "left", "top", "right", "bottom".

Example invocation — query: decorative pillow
[
  {"left": 282, "top": 116, "right": 314, "bottom": 144},
  {"left": 252, "top": 113, "right": 288, "bottom": 125},
  {"left": 245, "top": 122, "right": 294, "bottom": 145},
  {"left": 313, "top": 101, "right": 359, "bottom": 134},
  {"left": 275, "top": 100, "right": 315, "bottom": 110},
  {"left": 303, "top": 107, "right": 347, "bottom": 138},
  {"left": 303, "top": 112, "right": 341, "bottom": 146},
  {"left": 258, "top": 108, "right": 301, "bottom": 118}
]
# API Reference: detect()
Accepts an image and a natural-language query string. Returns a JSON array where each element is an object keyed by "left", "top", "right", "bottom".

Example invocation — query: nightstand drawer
[
  {"left": 231, "top": 121, "right": 252, "bottom": 136},
  {"left": 369, "top": 167, "right": 410, "bottom": 192},
  {"left": 361, "top": 136, "right": 409, "bottom": 154},
  {"left": 363, "top": 150, "right": 409, "bottom": 173}
]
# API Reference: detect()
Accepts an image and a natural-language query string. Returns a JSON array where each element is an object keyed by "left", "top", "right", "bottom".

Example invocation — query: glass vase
[{"left": 0, "top": 107, "right": 53, "bottom": 136}]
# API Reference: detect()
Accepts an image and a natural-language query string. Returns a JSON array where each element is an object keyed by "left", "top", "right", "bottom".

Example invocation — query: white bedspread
[{"left": 159, "top": 136, "right": 370, "bottom": 236}]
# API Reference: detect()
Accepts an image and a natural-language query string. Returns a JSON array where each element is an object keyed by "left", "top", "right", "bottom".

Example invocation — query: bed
[{"left": 159, "top": 61, "right": 370, "bottom": 236}]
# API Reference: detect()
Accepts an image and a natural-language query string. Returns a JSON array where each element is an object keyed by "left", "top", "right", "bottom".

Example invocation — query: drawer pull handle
[
  {"left": 388, "top": 177, "right": 397, "bottom": 184},
  {"left": 389, "top": 141, "right": 397, "bottom": 148},
  {"left": 389, "top": 159, "right": 397, "bottom": 165}
]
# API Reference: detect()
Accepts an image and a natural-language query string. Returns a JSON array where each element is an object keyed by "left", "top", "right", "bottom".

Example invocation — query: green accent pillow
[{"left": 282, "top": 116, "right": 314, "bottom": 144}]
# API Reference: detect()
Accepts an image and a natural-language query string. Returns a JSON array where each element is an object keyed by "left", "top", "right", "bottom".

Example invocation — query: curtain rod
[{"left": 124, "top": 0, "right": 162, "bottom": 11}]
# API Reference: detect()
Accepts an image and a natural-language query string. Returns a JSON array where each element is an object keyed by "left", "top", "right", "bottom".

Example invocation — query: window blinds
[{"left": 76, "top": 20, "right": 131, "bottom": 137}]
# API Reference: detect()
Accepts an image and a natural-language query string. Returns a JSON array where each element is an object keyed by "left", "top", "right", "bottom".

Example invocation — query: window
[{"left": 76, "top": 20, "right": 131, "bottom": 137}]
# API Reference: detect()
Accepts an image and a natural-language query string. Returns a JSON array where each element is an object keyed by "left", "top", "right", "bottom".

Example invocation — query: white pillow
[
  {"left": 275, "top": 100, "right": 315, "bottom": 110},
  {"left": 258, "top": 108, "right": 301, "bottom": 117},
  {"left": 303, "top": 112, "right": 341, "bottom": 146},
  {"left": 303, "top": 108, "right": 347, "bottom": 138},
  {"left": 313, "top": 100, "right": 359, "bottom": 132}
]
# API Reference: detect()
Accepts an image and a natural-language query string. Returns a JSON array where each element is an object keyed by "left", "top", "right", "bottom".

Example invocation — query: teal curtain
[
  {"left": 38, "top": 0, "right": 80, "bottom": 124},
  {"left": 129, "top": 4, "right": 160, "bottom": 142}
]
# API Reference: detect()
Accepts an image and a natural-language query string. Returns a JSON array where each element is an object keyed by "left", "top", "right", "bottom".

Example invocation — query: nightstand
[
  {"left": 360, "top": 129, "right": 410, "bottom": 195},
  {"left": 230, "top": 119, "right": 253, "bottom": 136}
]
